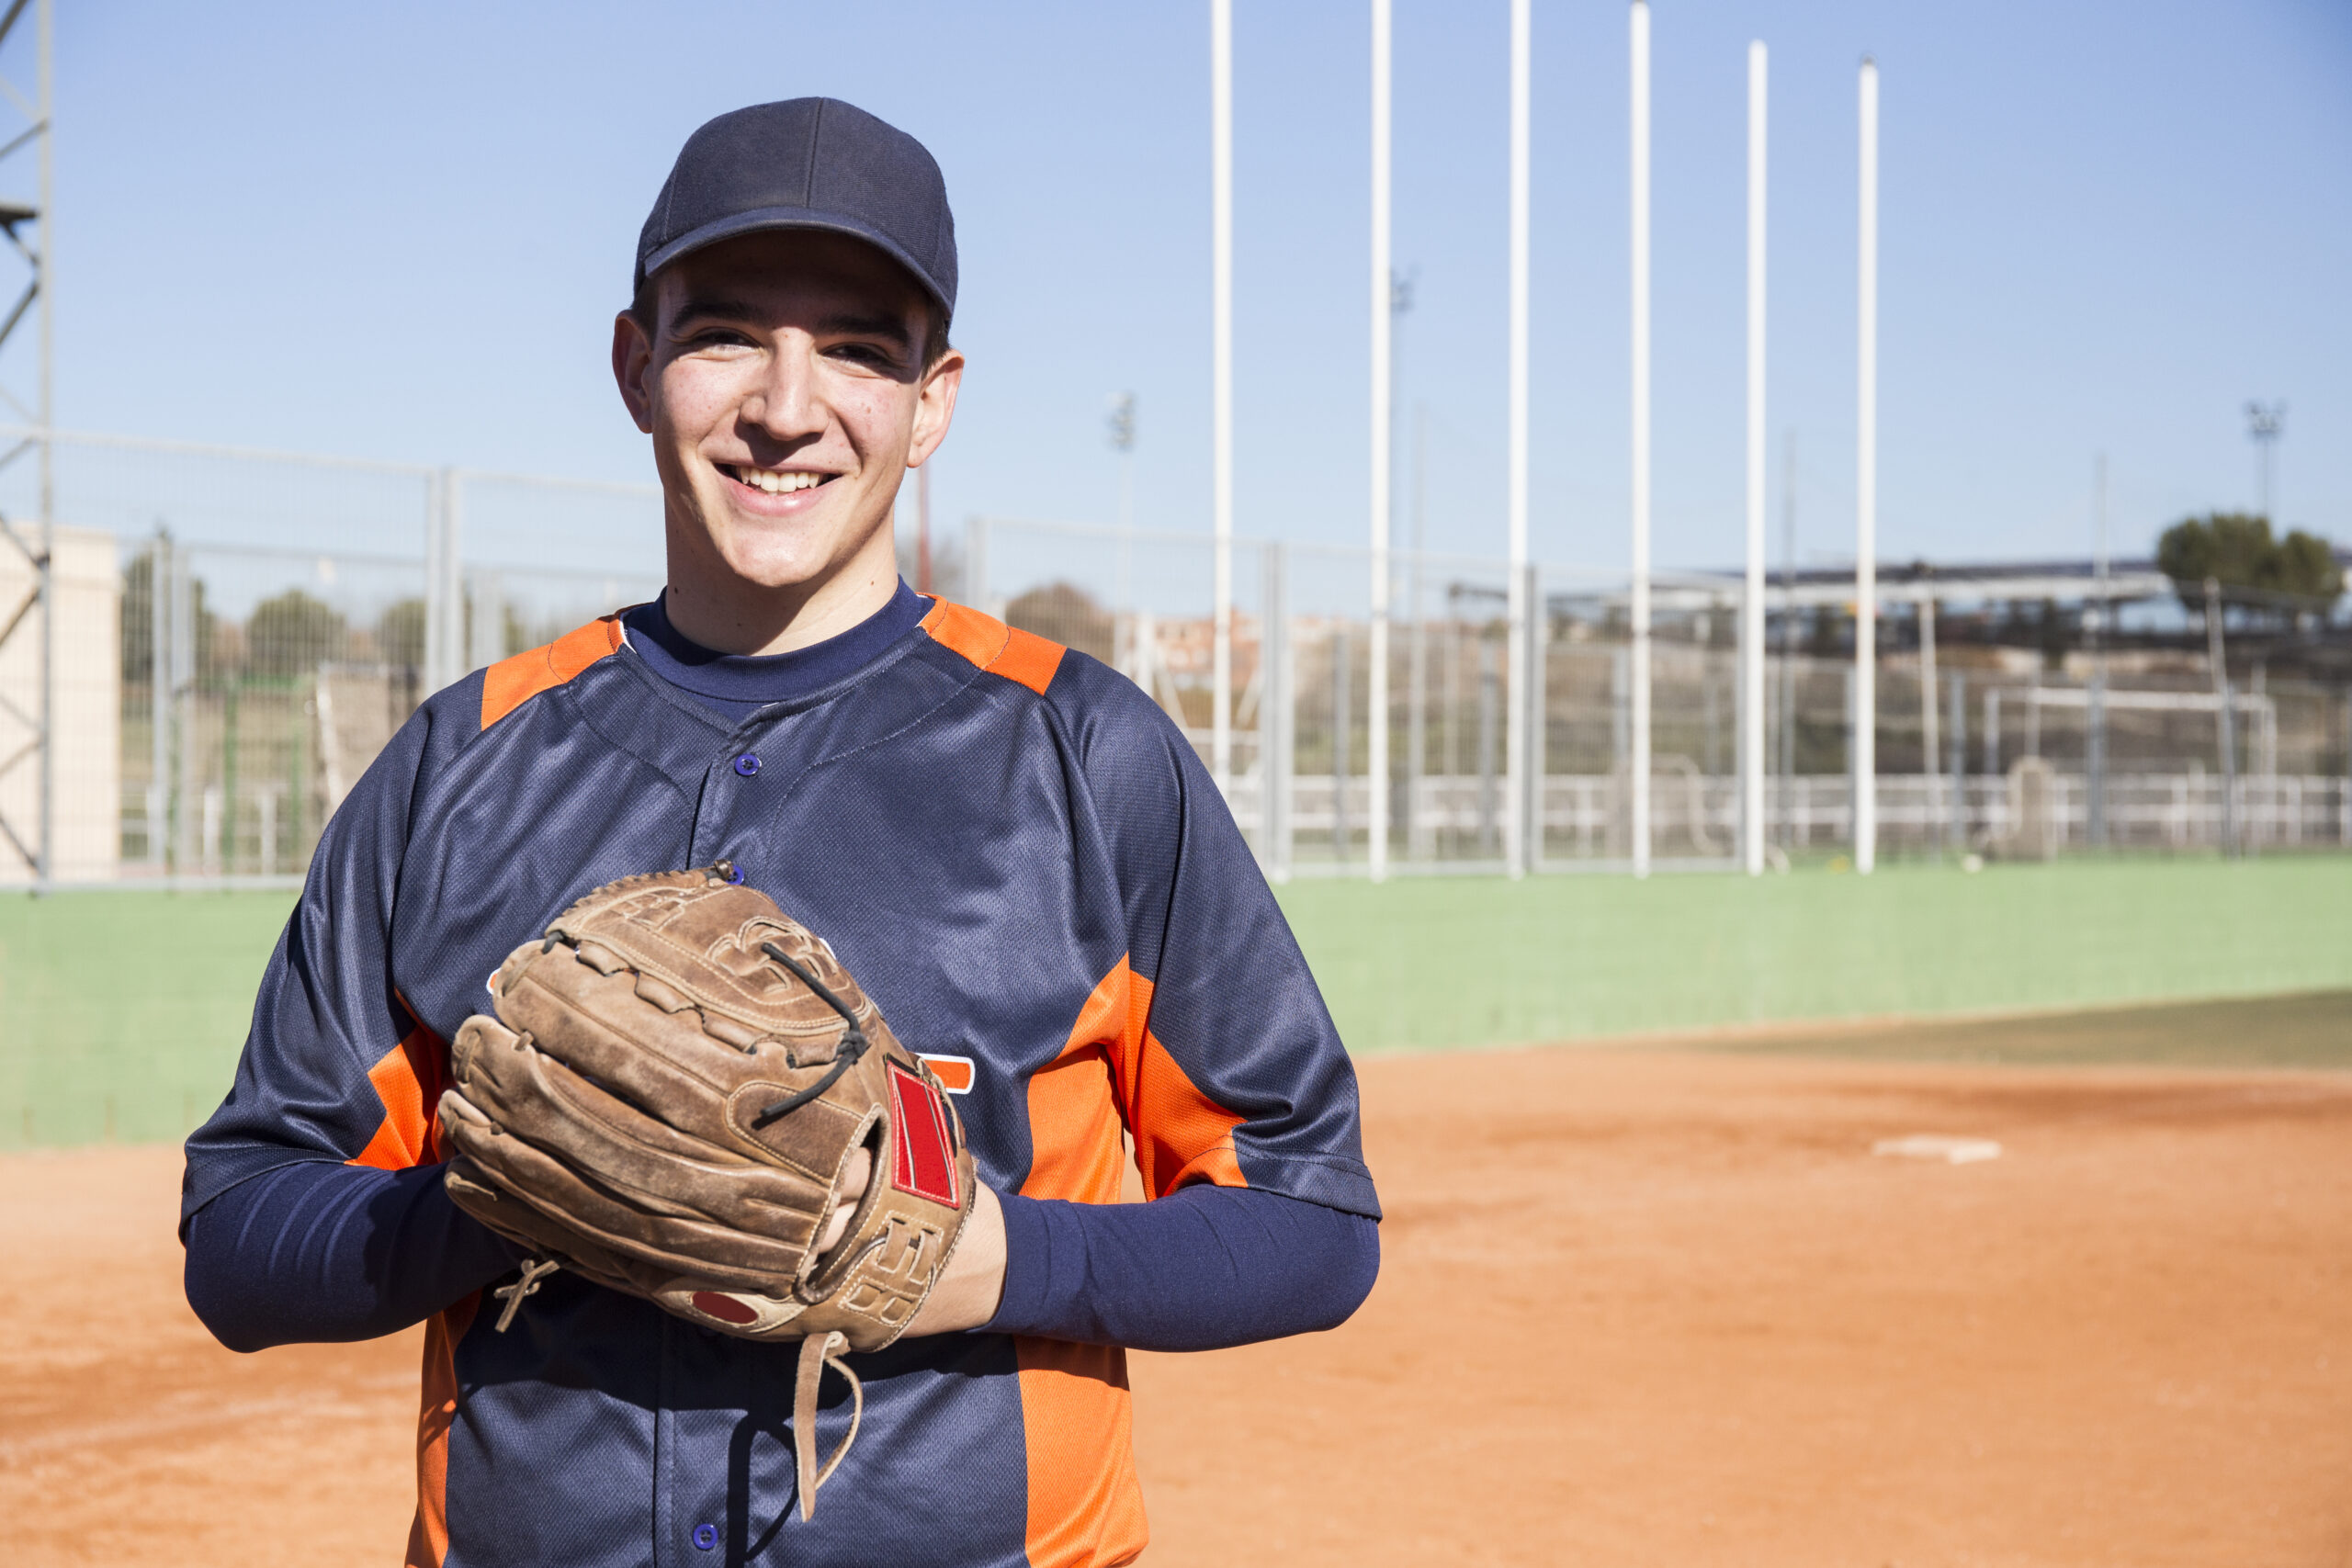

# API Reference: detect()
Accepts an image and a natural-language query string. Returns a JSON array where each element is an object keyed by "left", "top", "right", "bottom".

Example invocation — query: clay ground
[{"left": 4, "top": 1036, "right": 2349, "bottom": 1565}]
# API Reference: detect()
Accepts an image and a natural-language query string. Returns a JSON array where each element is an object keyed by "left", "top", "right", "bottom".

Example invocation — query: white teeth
[{"left": 732, "top": 466, "right": 823, "bottom": 494}]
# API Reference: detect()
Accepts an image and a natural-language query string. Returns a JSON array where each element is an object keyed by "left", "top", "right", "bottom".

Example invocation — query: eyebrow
[
  {"left": 667, "top": 295, "right": 763, "bottom": 330},
  {"left": 814, "top": 310, "right": 913, "bottom": 347},
  {"left": 667, "top": 297, "right": 912, "bottom": 349}
]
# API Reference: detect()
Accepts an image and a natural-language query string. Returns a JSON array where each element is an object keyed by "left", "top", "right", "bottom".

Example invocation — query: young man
[{"left": 183, "top": 98, "right": 1380, "bottom": 1568}]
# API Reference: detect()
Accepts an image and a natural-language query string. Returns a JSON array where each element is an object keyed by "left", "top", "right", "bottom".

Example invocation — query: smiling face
[{"left": 612, "top": 229, "right": 964, "bottom": 653}]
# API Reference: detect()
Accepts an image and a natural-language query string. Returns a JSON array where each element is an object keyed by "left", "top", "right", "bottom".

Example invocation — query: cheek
[
  {"left": 654, "top": 361, "right": 744, "bottom": 444},
  {"left": 831, "top": 381, "right": 919, "bottom": 455}
]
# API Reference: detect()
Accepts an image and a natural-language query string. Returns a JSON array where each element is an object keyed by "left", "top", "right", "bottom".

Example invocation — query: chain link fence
[
  {"left": 3, "top": 432, "right": 2346, "bottom": 889},
  {"left": 977, "top": 515, "right": 2352, "bottom": 875},
  {"left": 0, "top": 429, "right": 661, "bottom": 887}
]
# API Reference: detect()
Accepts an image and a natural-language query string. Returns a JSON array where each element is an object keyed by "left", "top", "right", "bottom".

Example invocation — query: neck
[{"left": 661, "top": 535, "right": 903, "bottom": 657}]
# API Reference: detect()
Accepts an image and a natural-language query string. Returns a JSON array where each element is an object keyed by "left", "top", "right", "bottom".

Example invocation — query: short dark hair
[{"left": 628, "top": 271, "right": 953, "bottom": 372}]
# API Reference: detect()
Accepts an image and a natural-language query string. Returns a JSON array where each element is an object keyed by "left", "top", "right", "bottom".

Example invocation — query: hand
[
  {"left": 906, "top": 1182, "right": 1005, "bottom": 1336},
  {"left": 816, "top": 1150, "right": 1006, "bottom": 1337}
]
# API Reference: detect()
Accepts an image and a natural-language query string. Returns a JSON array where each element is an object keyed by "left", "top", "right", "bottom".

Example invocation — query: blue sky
[{"left": 14, "top": 0, "right": 2350, "bottom": 574}]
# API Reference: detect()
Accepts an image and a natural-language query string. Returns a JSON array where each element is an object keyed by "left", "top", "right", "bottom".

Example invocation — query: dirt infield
[{"left": 5, "top": 1048, "right": 2348, "bottom": 1566}]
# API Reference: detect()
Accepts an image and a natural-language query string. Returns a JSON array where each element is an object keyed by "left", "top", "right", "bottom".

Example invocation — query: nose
[{"left": 741, "top": 333, "right": 827, "bottom": 448}]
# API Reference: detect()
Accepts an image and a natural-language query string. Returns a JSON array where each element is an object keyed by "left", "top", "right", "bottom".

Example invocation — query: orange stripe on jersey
[
  {"left": 1016, "top": 1338, "right": 1148, "bottom": 1568},
  {"left": 1021, "top": 966, "right": 1132, "bottom": 1205},
  {"left": 350, "top": 1023, "right": 452, "bottom": 1171},
  {"left": 404, "top": 1292, "right": 480, "bottom": 1568},
  {"left": 1056, "top": 960, "right": 1248, "bottom": 1199},
  {"left": 479, "top": 615, "right": 626, "bottom": 729},
  {"left": 919, "top": 599, "right": 1066, "bottom": 696},
  {"left": 1021, "top": 1043, "right": 1126, "bottom": 1206}
]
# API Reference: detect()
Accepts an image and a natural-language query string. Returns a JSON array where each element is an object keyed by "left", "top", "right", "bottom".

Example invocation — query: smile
[{"left": 723, "top": 464, "right": 835, "bottom": 496}]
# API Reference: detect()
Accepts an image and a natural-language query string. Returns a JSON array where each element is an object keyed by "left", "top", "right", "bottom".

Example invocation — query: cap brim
[{"left": 638, "top": 207, "right": 952, "bottom": 324}]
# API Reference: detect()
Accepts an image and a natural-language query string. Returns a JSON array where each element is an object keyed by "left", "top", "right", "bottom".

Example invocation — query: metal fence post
[
  {"left": 1405, "top": 551, "right": 1426, "bottom": 863},
  {"left": 170, "top": 542, "right": 197, "bottom": 875},
  {"left": 1948, "top": 669, "right": 1965, "bottom": 854},
  {"left": 2087, "top": 667, "right": 2108, "bottom": 847},
  {"left": 1521, "top": 560, "right": 1543, "bottom": 874},
  {"left": 2207, "top": 577, "right": 2235, "bottom": 856},
  {"left": 1262, "top": 540, "right": 1290, "bottom": 882},
  {"left": 148, "top": 528, "right": 169, "bottom": 869},
  {"left": 424, "top": 468, "right": 451, "bottom": 693},
  {"left": 1331, "top": 623, "right": 1351, "bottom": 863},
  {"left": 467, "top": 568, "right": 504, "bottom": 674}
]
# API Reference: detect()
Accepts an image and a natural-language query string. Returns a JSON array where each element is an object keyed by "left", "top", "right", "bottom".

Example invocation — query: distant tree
[
  {"left": 2275, "top": 528, "right": 2343, "bottom": 601},
  {"left": 246, "top": 590, "right": 348, "bottom": 679},
  {"left": 896, "top": 533, "right": 967, "bottom": 602},
  {"left": 1006, "top": 581, "right": 1114, "bottom": 664},
  {"left": 121, "top": 551, "right": 157, "bottom": 681},
  {"left": 376, "top": 597, "right": 425, "bottom": 669},
  {"left": 2156, "top": 512, "right": 2342, "bottom": 604},
  {"left": 120, "top": 548, "right": 217, "bottom": 684}
]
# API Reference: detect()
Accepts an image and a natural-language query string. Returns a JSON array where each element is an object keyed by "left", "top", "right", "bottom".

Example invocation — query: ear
[
  {"left": 612, "top": 310, "right": 656, "bottom": 435},
  {"left": 906, "top": 347, "right": 965, "bottom": 469}
]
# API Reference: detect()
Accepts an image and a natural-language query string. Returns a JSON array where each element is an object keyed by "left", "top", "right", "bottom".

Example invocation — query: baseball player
[{"left": 182, "top": 98, "right": 1379, "bottom": 1568}]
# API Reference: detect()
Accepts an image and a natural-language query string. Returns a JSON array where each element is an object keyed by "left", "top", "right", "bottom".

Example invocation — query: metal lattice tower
[{"left": 0, "top": 0, "right": 49, "bottom": 883}]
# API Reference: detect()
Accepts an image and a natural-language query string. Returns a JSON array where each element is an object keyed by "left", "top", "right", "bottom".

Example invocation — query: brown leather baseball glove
[{"left": 435, "top": 864, "right": 975, "bottom": 1517}]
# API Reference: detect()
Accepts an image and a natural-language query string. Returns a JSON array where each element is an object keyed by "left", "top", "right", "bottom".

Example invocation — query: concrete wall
[{"left": 0, "top": 524, "right": 119, "bottom": 884}]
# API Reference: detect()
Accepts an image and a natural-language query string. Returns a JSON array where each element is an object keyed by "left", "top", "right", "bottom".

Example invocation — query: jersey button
[
  {"left": 692, "top": 1522, "right": 718, "bottom": 1551},
  {"left": 732, "top": 753, "right": 761, "bottom": 778}
]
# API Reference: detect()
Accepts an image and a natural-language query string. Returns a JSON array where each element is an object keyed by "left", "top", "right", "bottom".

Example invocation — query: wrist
[{"left": 905, "top": 1181, "right": 1007, "bottom": 1336}]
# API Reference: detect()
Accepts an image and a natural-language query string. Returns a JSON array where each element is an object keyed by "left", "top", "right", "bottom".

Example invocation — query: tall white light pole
[
  {"left": 1368, "top": 0, "right": 1393, "bottom": 881},
  {"left": 1741, "top": 40, "right": 1768, "bottom": 875},
  {"left": 1628, "top": 0, "right": 1653, "bottom": 877},
  {"left": 1211, "top": 0, "right": 1235, "bottom": 793},
  {"left": 1853, "top": 56, "right": 1879, "bottom": 874},
  {"left": 1506, "top": 0, "right": 1531, "bottom": 877}
]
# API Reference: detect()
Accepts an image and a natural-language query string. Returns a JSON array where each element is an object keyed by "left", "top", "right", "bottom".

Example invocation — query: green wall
[
  {"left": 1277, "top": 858, "right": 2352, "bottom": 1054},
  {"left": 2, "top": 856, "right": 2347, "bottom": 1147},
  {"left": 0, "top": 889, "right": 295, "bottom": 1147}
]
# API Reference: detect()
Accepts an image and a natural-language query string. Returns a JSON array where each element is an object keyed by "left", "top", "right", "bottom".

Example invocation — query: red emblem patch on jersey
[{"left": 888, "top": 1061, "right": 961, "bottom": 1209}]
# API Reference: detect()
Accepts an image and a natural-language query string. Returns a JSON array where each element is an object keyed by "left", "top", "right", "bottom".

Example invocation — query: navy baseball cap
[{"left": 634, "top": 97, "right": 957, "bottom": 324}]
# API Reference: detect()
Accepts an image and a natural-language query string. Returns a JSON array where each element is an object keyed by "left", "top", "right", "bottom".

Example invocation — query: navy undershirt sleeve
[
  {"left": 185, "top": 1161, "right": 522, "bottom": 1352},
  {"left": 985, "top": 1185, "right": 1379, "bottom": 1350}
]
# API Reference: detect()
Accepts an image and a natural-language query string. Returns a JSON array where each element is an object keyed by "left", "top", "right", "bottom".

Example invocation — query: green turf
[
  {"left": 0, "top": 889, "right": 297, "bottom": 1148},
  {"left": 3, "top": 857, "right": 2349, "bottom": 1149},
  {"left": 1274, "top": 857, "right": 2352, "bottom": 1055}
]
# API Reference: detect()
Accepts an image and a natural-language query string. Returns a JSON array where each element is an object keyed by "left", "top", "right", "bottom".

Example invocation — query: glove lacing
[
  {"left": 752, "top": 942, "right": 871, "bottom": 1126},
  {"left": 491, "top": 1255, "right": 561, "bottom": 1333},
  {"left": 793, "top": 1330, "right": 864, "bottom": 1521}
]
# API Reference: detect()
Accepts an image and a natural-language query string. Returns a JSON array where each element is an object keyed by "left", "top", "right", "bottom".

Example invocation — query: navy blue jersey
[{"left": 183, "top": 600, "right": 1378, "bottom": 1568}]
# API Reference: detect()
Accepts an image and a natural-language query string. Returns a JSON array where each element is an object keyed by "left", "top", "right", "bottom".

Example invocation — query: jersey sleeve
[
  {"left": 1060, "top": 661, "right": 1381, "bottom": 1219},
  {"left": 180, "top": 681, "right": 477, "bottom": 1229}
]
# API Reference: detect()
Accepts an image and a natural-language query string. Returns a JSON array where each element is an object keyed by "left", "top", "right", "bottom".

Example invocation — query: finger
[{"left": 818, "top": 1145, "right": 873, "bottom": 1255}]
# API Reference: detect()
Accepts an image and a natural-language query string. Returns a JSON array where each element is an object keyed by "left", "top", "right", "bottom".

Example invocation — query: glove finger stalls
[
  {"left": 449, "top": 1123, "right": 820, "bottom": 1286},
  {"left": 454, "top": 1036, "right": 842, "bottom": 1235},
  {"left": 457, "top": 1028, "right": 762, "bottom": 1175},
  {"left": 451, "top": 1012, "right": 521, "bottom": 1077},
  {"left": 503, "top": 953, "right": 778, "bottom": 1099},
  {"left": 446, "top": 1162, "right": 674, "bottom": 1302}
]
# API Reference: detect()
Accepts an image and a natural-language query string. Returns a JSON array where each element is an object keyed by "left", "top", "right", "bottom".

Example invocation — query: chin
[{"left": 718, "top": 547, "right": 837, "bottom": 592}]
